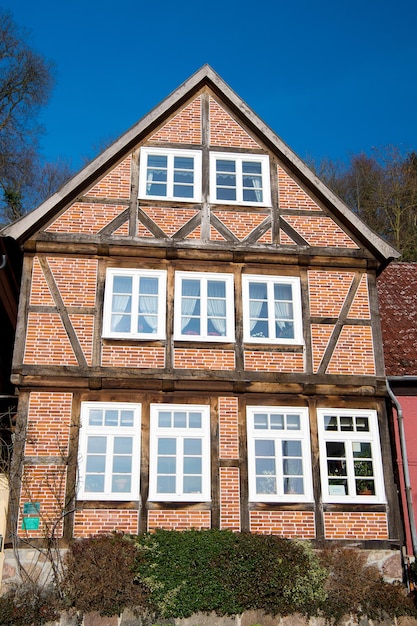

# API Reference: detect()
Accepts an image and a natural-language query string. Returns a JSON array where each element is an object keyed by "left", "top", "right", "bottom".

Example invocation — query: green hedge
[
  {"left": 135, "top": 529, "right": 327, "bottom": 618},
  {"left": 3, "top": 530, "right": 416, "bottom": 625}
]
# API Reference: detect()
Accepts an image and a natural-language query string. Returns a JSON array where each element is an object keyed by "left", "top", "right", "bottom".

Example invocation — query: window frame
[
  {"left": 173, "top": 271, "right": 235, "bottom": 342},
  {"left": 242, "top": 274, "right": 303, "bottom": 344},
  {"left": 102, "top": 268, "right": 167, "bottom": 340},
  {"left": 148, "top": 404, "right": 211, "bottom": 502},
  {"left": 247, "top": 406, "right": 313, "bottom": 503},
  {"left": 209, "top": 152, "right": 271, "bottom": 207},
  {"left": 317, "top": 408, "right": 386, "bottom": 503},
  {"left": 78, "top": 402, "right": 141, "bottom": 501},
  {"left": 139, "top": 147, "right": 202, "bottom": 202}
]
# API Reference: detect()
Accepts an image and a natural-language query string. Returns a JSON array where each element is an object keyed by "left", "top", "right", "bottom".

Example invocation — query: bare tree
[
  {"left": 310, "top": 146, "right": 417, "bottom": 261},
  {"left": 0, "top": 10, "right": 72, "bottom": 224}
]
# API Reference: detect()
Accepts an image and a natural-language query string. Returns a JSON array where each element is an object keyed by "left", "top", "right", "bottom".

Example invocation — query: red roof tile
[{"left": 377, "top": 262, "right": 417, "bottom": 376}]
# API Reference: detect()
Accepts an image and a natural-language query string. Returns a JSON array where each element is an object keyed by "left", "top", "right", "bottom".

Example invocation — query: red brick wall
[
  {"left": 174, "top": 349, "right": 235, "bottom": 370},
  {"left": 150, "top": 97, "right": 202, "bottom": 144},
  {"left": 250, "top": 511, "right": 316, "bottom": 539},
  {"left": 101, "top": 345, "right": 165, "bottom": 368},
  {"left": 73, "top": 510, "right": 139, "bottom": 537},
  {"left": 324, "top": 512, "right": 388, "bottom": 539},
  {"left": 25, "top": 392, "right": 73, "bottom": 457},
  {"left": 209, "top": 97, "right": 260, "bottom": 149},
  {"left": 244, "top": 351, "right": 304, "bottom": 372},
  {"left": 20, "top": 465, "right": 67, "bottom": 538},
  {"left": 220, "top": 467, "right": 241, "bottom": 531},
  {"left": 147, "top": 510, "right": 211, "bottom": 531}
]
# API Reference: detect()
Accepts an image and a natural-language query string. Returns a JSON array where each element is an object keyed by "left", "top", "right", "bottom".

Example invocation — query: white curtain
[
  {"left": 207, "top": 281, "right": 226, "bottom": 335},
  {"left": 111, "top": 294, "right": 131, "bottom": 331},
  {"left": 139, "top": 295, "right": 158, "bottom": 331},
  {"left": 181, "top": 281, "right": 199, "bottom": 332},
  {"left": 249, "top": 283, "right": 266, "bottom": 331}
]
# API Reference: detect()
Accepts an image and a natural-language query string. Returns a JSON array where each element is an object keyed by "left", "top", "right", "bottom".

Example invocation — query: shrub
[
  {"left": 318, "top": 546, "right": 417, "bottom": 624},
  {"left": 135, "top": 529, "right": 327, "bottom": 618},
  {"left": 0, "top": 582, "right": 60, "bottom": 626},
  {"left": 62, "top": 532, "right": 151, "bottom": 617}
]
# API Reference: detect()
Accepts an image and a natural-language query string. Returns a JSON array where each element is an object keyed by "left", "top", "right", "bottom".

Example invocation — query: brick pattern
[
  {"left": 284, "top": 215, "right": 359, "bottom": 248},
  {"left": 30, "top": 258, "right": 55, "bottom": 306},
  {"left": 174, "top": 348, "right": 235, "bottom": 370},
  {"left": 327, "top": 325, "right": 375, "bottom": 375},
  {"left": 258, "top": 229, "right": 272, "bottom": 244},
  {"left": 185, "top": 224, "right": 201, "bottom": 239},
  {"left": 244, "top": 350, "right": 304, "bottom": 372},
  {"left": 47, "top": 257, "right": 97, "bottom": 307},
  {"left": 311, "top": 324, "right": 335, "bottom": 373},
  {"left": 280, "top": 231, "right": 297, "bottom": 245},
  {"left": 308, "top": 270, "right": 355, "bottom": 317},
  {"left": 46, "top": 203, "right": 127, "bottom": 234},
  {"left": 73, "top": 509, "right": 139, "bottom": 537},
  {"left": 324, "top": 512, "right": 388, "bottom": 539},
  {"left": 220, "top": 467, "right": 241, "bottom": 530},
  {"left": 209, "top": 97, "right": 260, "bottom": 149},
  {"left": 101, "top": 345, "right": 165, "bottom": 368},
  {"left": 277, "top": 165, "right": 322, "bottom": 211},
  {"left": 24, "top": 312, "right": 77, "bottom": 365},
  {"left": 25, "top": 392, "right": 73, "bottom": 457},
  {"left": 219, "top": 397, "right": 239, "bottom": 459},
  {"left": 250, "top": 511, "right": 316, "bottom": 538},
  {"left": 210, "top": 225, "right": 227, "bottom": 241},
  {"left": 348, "top": 274, "right": 371, "bottom": 319},
  {"left": 147, "top": 510, "right": 211, "bottom": 531},
  {"left": 137, "top": 220, "right": 154, "bottom": 237},
  {"left": 140, "top": 206, "right": 200, "bottom": 237},
  {"left": 213, "top": 211, "right": 268, "bottom": 240},
  {"left": 150, "top": 97, "right": 202, "bottom": 144},
  {"left": 113, "top": 220, "right": 129, "bottom": 236},
  {"left": 70, "top": 315, "right": 94, "bottom": 365},
  {"left": 86, "top": 157, "right": 131, "bottom": 198},
  {"left": 20, "top": 465, "right": 67, "bottom": 538}
]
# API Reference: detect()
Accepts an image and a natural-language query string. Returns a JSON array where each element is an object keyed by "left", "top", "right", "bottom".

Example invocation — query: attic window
[
  {"left": 139, "top": 147, "right": 202, "bottom": 202},
  {"left": 210, "top": 152, "right": 271, "bottom": 206}
]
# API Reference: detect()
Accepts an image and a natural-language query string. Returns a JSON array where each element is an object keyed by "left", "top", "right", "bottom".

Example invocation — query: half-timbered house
[{"left": 0, "top": 66, "right": 404, "bottom": 574}]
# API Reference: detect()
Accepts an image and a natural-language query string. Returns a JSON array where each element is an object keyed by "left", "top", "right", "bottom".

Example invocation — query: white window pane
[
  {"left": 88, "top": 410, "right": 103, "bottom": 426},
  {"left": 189, "top": 412, "right": 202, "bottom": 428},
  {"left": 113, "top": 276, "right": 132, "bottom": 294},
  {"left": 282, "top": 440, "right": 302, "bottom": 456},
  {"left": 254, "top": 413, "right": 268, "bottom": 429},
  {"left": 158, "top": 412, "right": 172, "bottom": 428},
  {"left": 256, "top": 476, "right": 277, "bottom": 494},
  {"left": 158, "top": 438, "right": 176, "bottom": 454},
  {"left": 256, "top": 458, "right": 275, "bottom": 475},
  {"left": 184, "top": 438, "right": 202, "bottom": 454},
  {"left": 283, "top": 459, "right": 303, "bottom": 475},
  {"left": 324, "top": 415, "right": 338, "bottom": 431},
  {"left": 184, "top": 476, "right": 202, "bottom": 493},
  {"left": 114, "top": 437, "right": 132, "bottom": 454},
  {"left": 286, "top": 415, "right": 300, "bottom": 430},
  {"left": 105, "top": 410, "right": 118, "bottom": 427},
  {"left": 270, "top": 414, "right": 284, "bottom": 429},
  {"left": 87, "top": 436, "right": 106, "bottom": 453},
  {"left": 86, "top": 456, "right": 105, "bottom": 473},
  {"left": 184, "top": 457, "right": 202, "bottom": 474},
  {"left": 157, "top": 476, "right": 176, "bottom": 493},
  {"left": 158, "top": 457, "right": 176, "bottom": 473},
  {"left": 174, "top": 412, "right": 187, "bottom": 428},
  {"left": 255, "top": 440, "right": 275, "bottom": 456},
  {"left": 283, "top": 477, "right": 304, "bottom": 494},
  {"left": 120, "top": 411, "right": 134, "bottom": 427},
  {"left": 112, "top": 476, "right": 131, "bottom": 493},
  {"left": 113, "top": 456, "right": 132, "bottom": 473},
  {"left": 85, "top": 475, "right": 105, "bottom": 492}
]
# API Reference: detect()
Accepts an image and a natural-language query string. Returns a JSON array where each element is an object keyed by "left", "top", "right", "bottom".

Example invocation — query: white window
[
  {"left": 242, "top": 275, "right": 303, "bottom": 344},
  {"left": 103, "top": 268, "right": 166, "bottom": 339},
  {"left": 78, "top": 402, "right": 141, "bottom": 501},
  {"left": 318, "top": 408, "right": 385, "bottom": 503},
  {"left": 210, "top": 152, "right": 270, "bottom": 206},
  {"left": 174, "top": 271, "right": 235, "bottom": 342},
  {"left": 149, "top": 404, "right": 211, "bottom": 502},
  {"left": 139, "top": 147, "right": 202, "bottom": 202},
  {"left": 247, "top": 407, "right": 313, "bottom": 502}
]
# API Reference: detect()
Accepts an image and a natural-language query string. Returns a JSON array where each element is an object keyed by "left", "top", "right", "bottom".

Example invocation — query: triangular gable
[{"left": 1, "top": 65, "right": 400, "bottom": 268}]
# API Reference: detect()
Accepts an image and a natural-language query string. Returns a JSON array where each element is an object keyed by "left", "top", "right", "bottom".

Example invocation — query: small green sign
[
  {"left": 22, "top": 517, "right": 40, "bottom": 530},
  {"left": 23, "top": 502, "right": 40, "bottom": 515}
]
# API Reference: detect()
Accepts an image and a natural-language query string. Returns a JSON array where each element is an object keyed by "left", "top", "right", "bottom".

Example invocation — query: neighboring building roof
[
  {"left": 0, "top": 65, "right": 400, "bottom": 267},
  {"left": 378, "top": 262, "right": 417, "bottom": 376}
]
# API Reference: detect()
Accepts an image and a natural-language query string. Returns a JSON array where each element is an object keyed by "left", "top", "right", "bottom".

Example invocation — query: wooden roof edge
[{"left": 0, "top": 64, "right": 401, "bottom": 264}]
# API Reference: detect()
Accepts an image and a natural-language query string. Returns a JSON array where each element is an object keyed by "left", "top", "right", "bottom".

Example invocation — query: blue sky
[{"left": 3, "top": 0, "right": 417, "bottom": 172}]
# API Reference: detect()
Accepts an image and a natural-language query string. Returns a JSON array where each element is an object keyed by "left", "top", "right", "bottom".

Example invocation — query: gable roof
[
  {"left": 378, "top": 262, "right": 417, "bottom": 376},
  {"left": 1, "top": 64, "right": 400, "bottom": 267}
]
